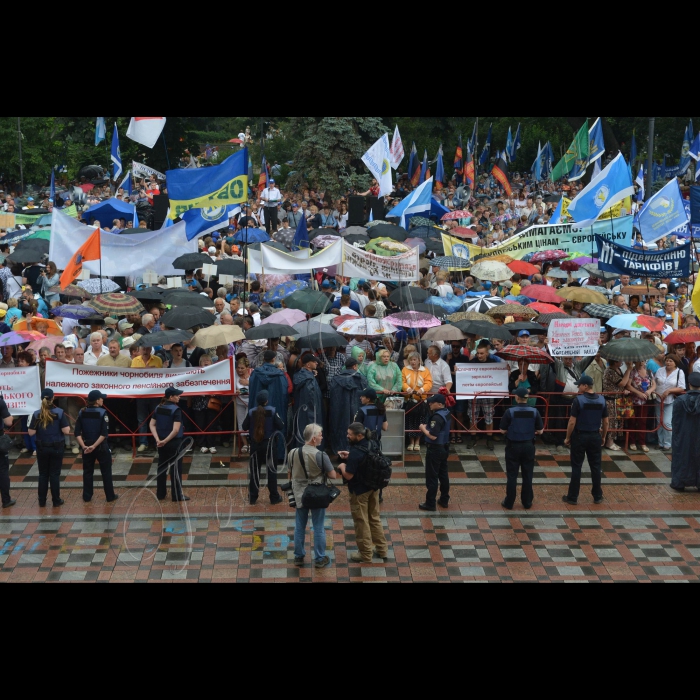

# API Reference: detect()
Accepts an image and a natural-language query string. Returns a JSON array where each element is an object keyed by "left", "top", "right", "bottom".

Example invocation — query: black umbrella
[
  {"left": 388, "top": 287, "right": 430, "bottom": 306},
  {"left": 130, "top": 288, "right": 166, "bottom": 302},
  {"left": 454, "top": 320, "right": 513, "bottom": 341},
  {"left": 14, "top": 239, "right": 50, "bottom": 254},
  {"left": 134, "top": 330, "right": 194, "bottom": 348},
  {"left": 368, "top": 223, "right": 408, "bottom": 242},
  {"left": 425, "top": 239, "right": 445, "bottom": 254},
  {"left": 78, "top": 165, "right": 105, "bottom": 180},
  {"left": 297, "top": 333, "right": 347, "bottom": 350},
  {"left": 412, "top": 303, "right": 448, "bottom": 320},
  {"left": 544, "top": 195, "right": 562, "bottom": 204},
  {"left": 285, "top": 289, "right": 333, "bottom": 314},
  {"left": 78, "top": 314, "right": 107, "bottom": 327},
  {"left": 504, "top": 322, "right": 548, "bottom": 335},
  {"left": 160, "top": 307, "right": 215, "bottom": 330},
  {"left": 406, "top": 226, "right": 432, "bottom": 240},
  {"left": 344, "top": 226, "right": 368, "bottom": 237},
  {"left": 246, "top": 324, "right": 298, "bottom": 340},
  {"left": 344, "top": 234, "right": 370, "bottom": 247},
  {"left": 172, "top": 253, "right": 213, "bottom": 270},
  {"left": 214, "top": 259, "right": 246, "bottom": 277},
  {"left": 8, "top": 248, "right": 46, "bottom": 263},
  {"left": 163, "top": 293, "right": 214, "bottom": 309},
  {"left": 599, "top": 339, "right": 659, "bottom": 364}
]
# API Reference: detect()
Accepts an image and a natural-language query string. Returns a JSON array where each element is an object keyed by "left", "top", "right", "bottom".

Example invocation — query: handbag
[
  {"left": 296, "top": 449, "right": 340, "bottom": 510},
  {"left": 0, "top": 433, "right": 12, "bottom": 454},
  {"left": 615, "top": 396, "right": 635, "bottom": 420},
  {"left": 208, "top": 397, "right": 222, "bottom": 412},
  {"left": 439, "top": 386, "right": 456, "bottom": 409}
]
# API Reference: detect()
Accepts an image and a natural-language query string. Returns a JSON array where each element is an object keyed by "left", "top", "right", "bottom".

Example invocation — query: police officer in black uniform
[
  {"left": 355, "top": 389, "right": 389, "bottom": 447},
  {"left": 418, "top": 394, "right": 452, "bottom": 512},
  {"left": 500, "top": 386, "right": 544, "bottom": 511},
  {"left": 0, "top": 394, "right": 15, "bottom": 508},
  {"left": 28, "top": 389, "right": 70, "bottom": 508},
  {"left": 149, "top": 388, "right": 189, "bottom": 503},
  {"left": 75, "top": 390, "right": 118, "bottom": 504},
  {"left": 563, "top": 375, "right": 609, "bottom": 507},
  {"left": 242, "top": 391, "right": 285, "bottom": 506}
]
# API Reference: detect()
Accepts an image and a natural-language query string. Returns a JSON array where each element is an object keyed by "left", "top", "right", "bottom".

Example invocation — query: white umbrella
[
  {"left": 335, "top": 318, "right": 398, "bottom": 336},
  {"left": 462, "top": 297, "right": 507, "bottom": 314},
  {"left": 470, "top": 261, "right": 513, "bottom": 282},
  {"left": 78, "top": 278, "right": 121, "bottom": 294}
]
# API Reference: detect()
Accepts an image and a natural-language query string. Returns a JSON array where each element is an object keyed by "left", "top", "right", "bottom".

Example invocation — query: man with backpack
[
  {"left": 418, "top": 394, "right": 452, "bottom": 512},
  {"left": 337, "top": 423, "right": 390, "bottom": 564}
]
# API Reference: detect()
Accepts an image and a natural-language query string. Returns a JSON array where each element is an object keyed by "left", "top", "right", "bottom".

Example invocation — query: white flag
[
  {"left": 362, "top": 134, "right": 393, "bottom": 198},
  {"left": 390, "top": 125, "right": 405, "bottom": 170},
  {"left": 126, "top": 117, "right": 167, "bottom": 149}
]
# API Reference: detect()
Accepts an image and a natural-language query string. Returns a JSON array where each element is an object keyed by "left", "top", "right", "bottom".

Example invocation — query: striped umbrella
[
  {"left": 87, "top": 294, "right": 145, "bottom": 316},
  {"left": 462, "top": 297, "right": 506, "bottom": 314}
]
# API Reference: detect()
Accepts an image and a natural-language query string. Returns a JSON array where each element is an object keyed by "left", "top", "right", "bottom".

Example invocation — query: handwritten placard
[
  {"left": 548, "top": 318, "right": 601, "bottom": 358},
  {"left": 455, "top": 364, "right": 510, "bottom": 400}
]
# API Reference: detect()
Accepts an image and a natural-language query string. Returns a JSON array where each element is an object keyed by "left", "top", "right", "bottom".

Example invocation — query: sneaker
[
  {"left": 200, "top": 448, "right": 210, "bottom": 454},
  {"left": 594, "top": 497, "right": 605, "bottom": 505},
  {"left": 628, "top": 445, "right": 638, "bottom": 452},
  {"left": 294, "top": 557, "right": 305, "bottom": 567},
  {"left": 72, "top": 447, "right": 80, "bottom": 455},
  {"left": 137, "top": 445, "right": 147, "bottom": 454},
  {"left": 315, "top": 557, "right": 331, "bottom": 569},
  {"left": 209, "top": 448, "right": 217, "bottom": 455},
  {"left": 350, "top": 553, "right": 370, "bottom": 564},
  {"left": 19, "top": 449, "right": 29, "bottom": 455}
]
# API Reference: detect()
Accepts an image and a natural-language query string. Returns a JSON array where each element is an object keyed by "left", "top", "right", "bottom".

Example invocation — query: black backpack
[{"left": 358, "top": 441, "right": 393, "bottom": 492}]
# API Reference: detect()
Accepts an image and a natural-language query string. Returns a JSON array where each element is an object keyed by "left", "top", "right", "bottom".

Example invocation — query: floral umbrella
[
  {"left": 471, "top": 261, "right": 514, "bottom": 282},
  {"left": 486, "top": 304, "right": 538, "bottom": 319},
  {"left": 12, "top": 318, "right": 64, "bottom": 336},
  {"left": 451, "top": 227, "right": 478, "bottom": 239},
  {"left": 530, "top": 250, "right": 568, "bottom": 263},
  {"left": 447, "top": 311, "right": 495, "bottom": 324},
  {"left": 441, "top": 210, "right": 471, "bottom": 221},
  {"left": 262, "top": 280, "right": 307, "bottom": 303},
  {"left": 385, "top": 312, "right": 442, "bottom": 329},
  {"left": 48, "top": 284, "right": 92, "bottom": 300},
  {"left": 78, "top": 279, "right": 121, "bottom": 294},
  {"left": 335, "top": 318, "right": 399, "bottom": 336}
]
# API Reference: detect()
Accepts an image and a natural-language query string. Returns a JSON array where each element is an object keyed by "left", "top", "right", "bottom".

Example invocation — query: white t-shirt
[
  {"left": 261, "top": 188, "right": 282, "bottom": 207},
  {"left": 436, "top": 284, "right": 453, "bottom": 298}
]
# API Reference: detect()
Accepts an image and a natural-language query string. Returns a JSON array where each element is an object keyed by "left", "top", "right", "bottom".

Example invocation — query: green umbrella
[
  {"left": 284, "top": 289, "right": 332, "bottom": 315},
  {"left": 599, "top": 339, "right": 659, "bottom": 364}
]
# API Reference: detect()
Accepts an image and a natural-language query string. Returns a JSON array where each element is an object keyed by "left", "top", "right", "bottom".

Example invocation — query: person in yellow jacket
[{"left": 402, "top": 353, "right": 434, "bottom": 451}]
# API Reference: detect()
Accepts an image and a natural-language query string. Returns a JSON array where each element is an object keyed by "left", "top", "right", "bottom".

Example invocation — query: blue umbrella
[
  {"left": 262, "top": 280, "right": 308, "bottom": 303},
  {"left": 429, "top": 294, "right": 464, "bottom": 314},
  {"left": 466, "top": 291, "right": 490, "bottom": 298},
  {"left": 233, "top": 228, "right": 270, "bottom": 244},
  {"left": 52, "top": 305, "right": 97, "bottom": 320}
]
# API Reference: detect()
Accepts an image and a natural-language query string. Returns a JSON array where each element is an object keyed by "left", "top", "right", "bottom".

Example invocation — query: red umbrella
[
  {"left": 508, "top": 261, "right": 539, "bottom": 276},
  {"left": 496, "top": 345, "right": 554, "bottom": 364},
  {"left": 332, "top": 315, "right": 361, "bottom": 328},
  {"left": 530, "top": 250, "right": 568, "bottom": 263},
  {"left": 523, "top": 286, "right": 564, "bottom": 304},
  {"left": 451, "top": 227, "right": 478, "bottom": 238},
  {"left": 228, "top": 138, "right": 243, "bottom": 144},
  {"left": 442, "top": 210, "right": 471, "bottom": 221},
  {"left": 528, "top": 302, "right": 562, "bottom": 314},
  {"left": 665, "top": 328, "right": 700, "bottom": 345}
]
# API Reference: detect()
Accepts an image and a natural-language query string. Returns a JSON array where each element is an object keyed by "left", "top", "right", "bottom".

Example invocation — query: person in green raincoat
[{"left": 366, "top": 349, "right": 403, "bottom": 402}]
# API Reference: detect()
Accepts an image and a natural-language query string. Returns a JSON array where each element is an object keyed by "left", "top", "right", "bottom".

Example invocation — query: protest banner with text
[
  {"left": 342, "top": 244, "right": 421, "bottom": 282},
  {"left": 548, "top": 319, "right": 601, "bottom": 358},
  {"left": 0, "top": 367, "right": 42, "bottom": 416},
  {"left": 455, "top": 364, "right": 510, "bottom": 400}
]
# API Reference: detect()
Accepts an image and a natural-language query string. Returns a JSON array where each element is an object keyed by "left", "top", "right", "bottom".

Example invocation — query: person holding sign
[{"left": 500, "top": 387, "right": 544, "bottom": 511}]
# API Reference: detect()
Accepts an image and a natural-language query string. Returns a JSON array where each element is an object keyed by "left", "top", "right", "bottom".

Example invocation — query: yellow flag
[{"left": 692, "top": 276, "right": 700, "bottom": 319}]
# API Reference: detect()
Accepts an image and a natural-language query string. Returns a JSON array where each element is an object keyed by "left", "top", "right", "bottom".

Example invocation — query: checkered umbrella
[
  {"left": 431, "top": 256, "right": 471, "bottom": 271},
  {"left": 87, "top": 294, "right": 145, "bottom": 316},
  {"left": 583, "top": 304, "right": 630, "bottom": 321},
  {"left": 496, "top": 345, "right": 554, "bottom": 364},
  {"left": 462, "top": 297, "right": 506, "bottom": 314},
  {"left": 536, "top": 313, "right": 570, "bottom": 326}
]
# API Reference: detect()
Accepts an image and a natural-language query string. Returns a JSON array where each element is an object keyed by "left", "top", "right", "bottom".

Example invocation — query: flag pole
[
  {"left": 162, "top": 133, "right": 171, "bottom": 170},
  {"left": 98, "top": 227, "right": 103, "bottom": 294}
]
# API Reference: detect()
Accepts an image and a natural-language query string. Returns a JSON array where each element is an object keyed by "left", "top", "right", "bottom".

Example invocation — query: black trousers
[
  {"left": 249, "top": 442, "right": 279, "bottom": 500},
  {"left": 568, "top": 431, "right": 603, "bottom": 501},
  {"left": 425, "top": 444, "right": 450, "bottom": 508},
  {"left": 82, "top": 446, "right": 116, "bottom": 503},
  {"left": 157, "top": 438, "right": 185, "bottom": 502},
  {"left": 0, "top": 452, "right": 10, "bottom": 505},
  {"left": 37, "top": 442, "right": 64, "bottom": 506},
  {"left": 504, "top": 440, "right": 535, "bottom": 509},
  {"left": 264, "top": 207, "right": 279, "bottom": 235}
]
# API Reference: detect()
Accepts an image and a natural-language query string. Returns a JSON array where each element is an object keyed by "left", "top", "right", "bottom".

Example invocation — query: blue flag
[
  {"left": 435, "top": 145, "right": 445, "bottom": 186},
  {"left": 549, "top": 198, "right": 565, "bottom": 225},
  {"left": 95, "top": 117, "right": 106, "bottom": 146},
  {"left": 419, "top": 150, "right": 428, "bottom": 184},
  {"left": 690, "top": 187, "right": 700, "bottom": 224},
  {"left": 181, "top": 205, "right": 241, "bottom": 242},
  {"left": 505, "top": 127, "right": 513, "bottom": 162},
  {"left": 630, "top": 130, "right": 637, "bottom": 167},
  {"left": 636, "top": 165, "right": 646, "bottom": 202},
  {"left": 407, "top": 142, "right": 417, "bottom": 183},
  {"left": 118, "top": 172, "right": 133, "bottom": 196},
  {"left": 531, "top": 142, "right": 543, "bottom": 181},
  {"left": 111, "top": 123, "right": 122, "bottom": 180},
  {"left": 680, "top": 120, "right": 694, "bottom": 175},
  {"left": 510, "top": 124, "right": 521, "bottom": 161},
  {"left": 293, "top": 213, "right": 310, "bottom": 250},
  {"left": 588, "top": 117, "right": 605, "bottom": 166},
  {"left": 480, "top": 124, "right": 492, "bottom": 165},
  {"left": 469, "top": 122, "right": 478, "bottom": 153},
  {"left": 637, "top": 178, "right": 690, "bottom": 244},
  {"left": 567, "top": 153, "right": 635, "bottom": 226},
  {"left": 542, "top": 142, "right": 554, "bottom": 180},
  {"left": 596, "top": 235, "right": 692, "bottom": 278}
]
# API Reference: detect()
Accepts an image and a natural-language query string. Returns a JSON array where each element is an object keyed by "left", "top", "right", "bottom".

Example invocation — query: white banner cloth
[
  {"left": 0, "top": 366, "right": 42, "bottom": 416},
  {"left": 548, "top": 319, "right": 601, "bottom": 358},
  {"left": 342, "top": 244, "right": 421, "bottom": 282}
]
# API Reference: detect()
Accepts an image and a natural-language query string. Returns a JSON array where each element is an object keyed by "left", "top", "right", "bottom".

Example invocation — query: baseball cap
[
  {"left": 118, "top": 320, "right": 134, "bottom": 331},
  {"left": 41, "top": 389, "right": 54, "bottom": 400},
  {"left": 300, "top": 353, "right": 318, "bottom": 365},
  {"left": 689, "top": 372, "right": 700, "bottom": 388},
  {"left": 104, "top": 318, "right": 118, "bottom": 327},
  {"left": 165, "top": 387, "right": 184, "bottom": 398},
  {"left": 514, "top": 387, "right": 531, "bottom": 399},
  {"left": 518, "top": 331, "right": 531, "bottom": 337},
  {"left": 208, "top": 247, "right": 217, "bottom": 255},
  {"left": 121, "top": 337, "right": 136, "bottom": 349},
  {"left": 360, "top": 389, "right": 378, "bottom": 401},
  {"left": 269, "top": 179, "right": 275, "bottom": 184},
  {"left": 345, "top": 358, "right": 358, "bottom": 369},
  {"left": 292, "top": 203, "right": 299, "bottom": 209},
  {"left": 575, "top": 375, "right": 594, "bottom": 387},
  {"left": 659, "top": 284, "right": 669, "bottom": 290},
  {"left": 342, "top": 286, "right": 351, "bottom": 295},
  {"left": 63, "top": 339, "right": 76, "bottom": 350},
  {"left": 88, "top": 390, "right": 107, "bottom": 402},
  {"left": 322, "top": 280, "right": 331, "bottom": 288},
  {"left": 27, "top": 197, "right": 34, "bottom": 202},
  {"left": 429, "top": 394, "right": 447, "bottom": 406}
]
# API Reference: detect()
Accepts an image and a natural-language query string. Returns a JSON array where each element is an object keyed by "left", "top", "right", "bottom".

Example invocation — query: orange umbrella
[
  {"left": 508, "top": 261, "right": 539, "bottom": 276},
  {"left": 12, "top": 318, "right": 63, "bottom": 336}
]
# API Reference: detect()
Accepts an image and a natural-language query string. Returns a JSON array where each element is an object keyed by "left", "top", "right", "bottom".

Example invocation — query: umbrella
[
  {"left": 665, "top": 328, "right": 700, "bottom": 345},
  {"left": 294, "top": 320, "right": 338, "bottom": 337},
  {"left": 246, "top": 324, "right": 298, "bottom": 340},
  {"left": 584, "top": 304, "right": 630, "bottom": 321},
  {"left": 544, "top": 195, "right": 562, "bottom": 204},
  {"left": 312, "top": 235, "right": 341, "bottom": 249},
  {"left": 88, "top": 293, "right": 145, "bottom": 316},
  {"left": 423, "top": 325, "right": 467, "bottom": 342},
  {"left": 462, "top": 297, "right": 506, "bottom": 314},
  {"left": 404, "top": 238, "right": 427, "bottom": 254},
  {"left": 487, "top": 255, "right": 516, "bottom": 264},
  {"left": 406, "top": 226, "right": 432, "bottom": 240},
  {"left": 605, "top": 314, "right": 664, "bottom": 333},
  {"left": 344, "top": 226, "right": 368, "bottom": 237},
  {"left": 496, "top": 346, "right": 554, "bottom": 364},
  {"left": 428, "top": 294, "right": 466, "bottom": 314},
  {"left": 454, "top": 321, "right": 513, "bottom": 341},
  {"left": 448, "top": 311, "right": 494, "bottom": 324},
  {"left": 129, "top": 288, "right": 166, "bottom": 303},
  {"left": 172, "top": 253, "right": 214, "bottom": 270},
  {"left": 78, "top": 314, "right": 106, "bottom": 327},
  {"left": 51, "top": 305, "right": 97, "bottom": 321},
  {"left": 388, "top": 287, "right": 430, "bottom": 306},
  {"left": 522, "top": 286, "right": 564, "bottom": 304},
  {"left": 424, "top": 239, "right": 445, "bottom": 254},
  {"left": 12, "top": 318, "right": 63, "bottom": 336},
  {"left": 536, "top": 312, "right": 570, "bottom": 326},
  {"left": 78, "top": 279, "right": 121, "bottom": 294},
  {"left": 0, "top": 331, "right": 45, "bottom": 347},
  {"left": 48, "top": 284, "right": 92, "bottom": 300},
  {"left": 528, "top": 302, "right": 562, "bottom": 315},
  {"left": 556, "top": 287, "right": 608, "bottom": 305},
  {"left": 545, "top": 268, "right": 588, "bottom": 280},
  {"left": 486, "top": 304, "right": 538, "bottom": 319},
  {"left": 213, "top": 259, "right": 247, "bottom": 277},
  {"left": 190, "top": 326, "right": 245, "bottom": 349},
  {"left": 451, "top": 227, "right": 479, "bottom": 239},
  {"left": 263, "top": 280, "right": 308, "bottom": 303},
  {"left": 432, "top": 256, "right": 471, "bottom": 271},
  {"left": 134, "top": 330, "right": 195, "bottom": 348},
  {"left": 471, "top": 261, "right": 512, "bottom": 282},
  {"left": 504, "top": 322, "right": 548, "bottom": 335},
  {"left": 7, "top": 248, "right": 46, "bottom": 264},
  {"left": 412, "top": 304, "right": 448, "bottom": 320},
  {"left": 385, "top": 312, "right": 442, "bottom": 329},
  {"left": 368, "top": 223, "right": 407, "bottom": 241},
  {"left": 285, "top": 289, "right": 333, "bottom": 315},
  {"left": 560, "top": 261, "right": 581, "bottom": 272},
  {"left": 335, "top": 318, "right": 399, "bottom": 336},
  {"left": 530, "top": 250, "right": 568, "bottom": 263},
  {"left": 572, "top": 256, "right": 596, "bottom": 265},
  {"left": 233, "top": 228, "right": 270, "bottom": 244},
  {"left": 160, "top": 307, "right": 216, "bottom": 330},
  {"left": 582, "top": 264, "right": 618, "bottom": 282},
  {"left": 163, "top": 293, "right": 214, "bottom": 309},
  {"left": 599, "top": 339, "right": 659, "bottom": 364},
  {"left": 297, "top": 332, "right": 348, "bottom": 350},
  {"left": 331, "top": 315, "right": 361, "bottom": 328},
  {"left": 345, "top": 234, "right": 370, "bottom": 247},
  {"left": 441, "top": 210, "right": 471, "bottom": 221},
  {"left": 507, "top": 261, "right": 539, "bottom": 276},
  {"left": 27, "top": 336, "right": 65, "bottom": 354},
  {"left": 260, "top": 308, "right": 307, "bottom": 327},
  {"left": 409, "top": 217, "right": 434, "bottom": 229},
  {"left": 250, "top": 241, "right": 288, "bottom": 253}
]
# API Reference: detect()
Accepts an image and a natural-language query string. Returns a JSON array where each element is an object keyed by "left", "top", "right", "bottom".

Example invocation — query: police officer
[
  {"left": 355, "top": 389, "right": 389, "bottom": 448},
  {"left": 563, "top": 375, "right": 609, "bottom": 506},
  {"left": 418, "top": 394, "right": 452, "bottom": 512},
  {"left": 28, "top": 389, "right": 70, "bottom": 508},
  {"left": 75, "top": 390, "right": 118, "bottom": 504},
  {"left": 500, "top": 387, "right": 544, "bottom": 511},
  {"left": 0, "top": 394, "right": 15, "bottom": 508},
  {"left": 241, "top": 391, "right": 285, "bottom": 506},
  {"left": 149, "top": 388, "right": 189, "bottom": 503}
]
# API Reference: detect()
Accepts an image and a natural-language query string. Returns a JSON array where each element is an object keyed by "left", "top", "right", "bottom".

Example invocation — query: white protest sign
[
  {"left": 455, "top": 364, "right": 510, "bottom": 400},
  {"left": 0, "top": 366, "right": 42, "bottom": 416},
  {"left": 45, "top": 361, "right": 233, "bottom": 400},
  {"left": 342, "top": 243, "right": 421, "bottom": 282},
  {"left": 548, "top": 318, "right": 601, "bottom": 358}
]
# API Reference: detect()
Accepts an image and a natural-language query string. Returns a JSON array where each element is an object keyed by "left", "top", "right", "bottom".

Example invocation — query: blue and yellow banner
[{"left": 167, "top": 149, "right": 249, "bottom": 219}]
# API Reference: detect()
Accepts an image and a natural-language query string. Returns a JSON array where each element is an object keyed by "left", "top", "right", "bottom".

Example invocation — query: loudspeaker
[
  {"left": 369, "top": 197, "right": 386, "bottom": 222},
  {"left": 348, "top": 196, "right": 365, "bottom": 227},
  {"left": 153, "top": 194, "right": 171, "bottom": 229}
]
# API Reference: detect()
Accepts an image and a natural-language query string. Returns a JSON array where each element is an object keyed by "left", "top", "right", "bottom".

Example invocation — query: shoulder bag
[{"left": 297, "top": 449, "right": 340, "bottom": 510}]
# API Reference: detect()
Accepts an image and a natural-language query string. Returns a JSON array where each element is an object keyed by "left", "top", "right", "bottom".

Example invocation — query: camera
[{"left": 280, "top": 481, "right": 296, "bottom": 509}]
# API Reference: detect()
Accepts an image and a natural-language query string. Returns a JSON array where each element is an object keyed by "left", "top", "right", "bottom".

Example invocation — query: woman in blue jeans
[{"left": 289, "top": 424, "right": 337, "bottom": 569}]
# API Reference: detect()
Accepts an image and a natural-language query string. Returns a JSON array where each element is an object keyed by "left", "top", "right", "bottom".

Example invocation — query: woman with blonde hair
[{"left": 402, "top": 352, "right": 433, "bottom": 451}]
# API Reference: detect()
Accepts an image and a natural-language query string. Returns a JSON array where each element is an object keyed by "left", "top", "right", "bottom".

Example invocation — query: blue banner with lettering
[{"left": 596, "top": 235, "right": 692, "bottom": 278}]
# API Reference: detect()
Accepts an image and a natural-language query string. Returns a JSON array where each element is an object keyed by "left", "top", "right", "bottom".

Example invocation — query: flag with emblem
[
  {"left": 464, "top": 144, "right": 475, "bottom": 186},
  {"left": 126, "top": 117, "right": 167, "bottom": 149},
  {"left": 454, "top": 136, "right": 463, "bottom": 182},
  {"left": 492, "top": 155, "right": 512, "bottom": 197},
  {"left": 60, "top": 228, "right": 101, "bottom": 290},
  {"left": 111, "top": 123, "right": 122, "bottom": 180},
  {"left": 362, "top": 134, "right": 393, "bottom": 197},
  {"left": 551, "top": 120, "right": 589, "bottom": 182},
  {"left": 390, "top": 125, "right": 405, "bottom": 170}
]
